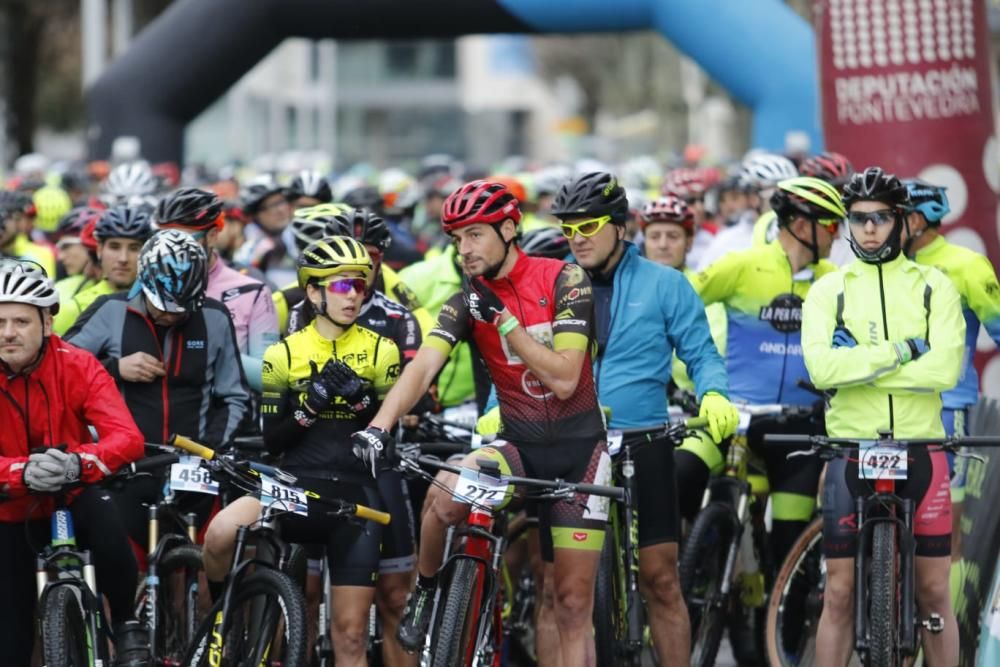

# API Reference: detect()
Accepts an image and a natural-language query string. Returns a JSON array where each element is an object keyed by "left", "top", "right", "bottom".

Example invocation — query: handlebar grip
[
  {"left": 131, "top": 453, "right": 181, "bottom": 474},
  {"left": 763, "top": 434, "right": 812, "bottom": 444},
  {"left": 170, "top": 435, "right": 216, "bottom": 461},
  {"left": 685, "top": 416, "right": 709, "bottom": 428},
  {"left": 353, "top": 504, "right": 392, "bottom": 526},
  {"left": 958, "top": 436, "right": 1000, "bottom": 447},
  {"left": 574, "top": 483, "right": 625, "bottom": 501}
]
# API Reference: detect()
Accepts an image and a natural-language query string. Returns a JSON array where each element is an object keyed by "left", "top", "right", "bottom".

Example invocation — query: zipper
[
  {"left": 131, "top": 307, "right": 170, "bottom": 443},
  {"left": 876, "top": 264, "right": 895, "bottom": 431}
]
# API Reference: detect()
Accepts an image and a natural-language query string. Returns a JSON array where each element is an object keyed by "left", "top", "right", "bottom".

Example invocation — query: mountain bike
[
  {"left": 679, "top": 403, "right": 816, "bottom": 667},
  {"left": 592, "top": 418, "right": 704, "bottom": 666},
  {"left": 37, "top": 452, "right": 181, "bottom": 667},
  {"left": 397, "top": 446, "right": 624, "bottom": 667},
  {"left": 764, "top": 431, "right": 1000, "bottom": 667},
  {"left": 171, "top": 435, "right": 390, "bottom": 667}
]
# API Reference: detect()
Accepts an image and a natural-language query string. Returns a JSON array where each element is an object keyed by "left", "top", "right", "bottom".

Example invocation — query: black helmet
[
  {"left": 0, "top": 190, "right": 29, "bottom": 220},
  {"left": 342, "top": 186, "right": 382, "bottom": 213},
  {"left": 843, "top": 167, "right": 910, "bottom": 265},
  {"left": 842, "top": 167, "right": 910, "bottom": 210},
  {"left": 94, "top": 206, "right": 154, "bottom": 242},
  {"left": 240, "top": 175, "right": 285, "bottom": 214},
  {"left": 520, "top": 226, "right": 569, "bottom": 260},
  {"left": 287, "top": 170, "right": 332, "bottom": 203},
  {"left": 334, "top": 208, "right": 392, "bottom": 252},
  {"left": 287, "top": 212, "right": 351, "bottom": 256},
  {"left": 550, "top": 172, "right": 629, "bottom": 225},
  {"left": 156, "top": 187, "right": 223, "bottom": 230}
]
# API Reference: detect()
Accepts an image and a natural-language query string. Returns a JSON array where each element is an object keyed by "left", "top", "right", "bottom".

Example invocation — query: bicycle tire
[
  {"left": 868, "top": 522, "right": 898, "bottom": 667},
  {"left": 765, "top": 517, "right": 824, "bottom": 667},
  {"left": 184, "top": 568, "right": 307, "bottom": 667},
  {"left": 679, "top": 502, "right": 735, "bottom": 667},
  {"left": 431, "top": 558, "right": 480, "bottom": 667},
  {"left": 41, "top": 585, "right": 90, "bottom": 667},
  {"left": 593, "top": 526, "right": 626, "bottom": 666},
  {"left": 136, "top": 542, "right": 204, "bottom": 663}
]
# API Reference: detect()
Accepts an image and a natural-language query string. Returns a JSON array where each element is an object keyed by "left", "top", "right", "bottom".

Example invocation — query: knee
[
  {"left": 332, "top": 615, "right": 368, "bottom": 655},
  {"left": 640, "top": 564, "right": 682, "bottom": 609},
  {"left": 553, "top": 578, "right": 592, "bottom": 628},
  {"left": 917, "top": 574, "right": 951, "bottom": 611},
  {"left": 822, "top": 571, "right": 854, "bottom": 622},
  {"left": 376, "top": 579, "right": 410, "bottom": 616},
  {"left": 202, "top": 519, "right": 236, "bottom": 560}
]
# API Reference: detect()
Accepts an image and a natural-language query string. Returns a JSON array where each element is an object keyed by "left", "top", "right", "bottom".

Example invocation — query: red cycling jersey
[{"left": 426, "top": 250, "right": 605, "bottom": 445}]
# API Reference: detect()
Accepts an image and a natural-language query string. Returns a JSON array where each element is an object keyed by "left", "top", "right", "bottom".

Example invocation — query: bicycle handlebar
[
  {"left": 170, "top": 434, "right": 216, "bottom": 461},
  {"left": 353, "top": 504, "right": 392, "bottom": 525},
  {"left": 764, "top": 433, "right": 1000, "bottom": 448},
  {"left": 612, "top": 416, "right": 708, "bottom": 438}
]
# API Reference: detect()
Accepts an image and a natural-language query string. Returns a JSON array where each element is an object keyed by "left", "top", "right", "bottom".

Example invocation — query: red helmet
[
  {"left": 799, "top": 152, "right": 855, "bottom": 187},
  {"left": 660, "top": 167, "right": 720, "bottom": 199},
  {"left": 80, "top": 220, "right": 99, "bottom": 252},
  {"left": 638, "top": 195, "right": 694, "bottom": 235},
  {"left": 441, "top": 180, "right": 521, "bottom": 233}
]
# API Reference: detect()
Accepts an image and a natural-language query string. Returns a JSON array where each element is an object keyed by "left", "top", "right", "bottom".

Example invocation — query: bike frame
[
  {"left": 609, "top": 439, "right": 644, "bottom": 657},
  {"left": 853, "top": 477, "right": 917, "bottom": 658}
]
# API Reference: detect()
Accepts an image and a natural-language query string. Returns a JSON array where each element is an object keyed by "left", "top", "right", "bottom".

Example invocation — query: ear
[
  {"left": 42, "top": 310, "right": 53, "bottom": 337},
  {"left": 501, "top": 218, "right": 518, "bottom": 242},
  {"left": 616, "top": 224, "right": 626, "bottom": 241}
]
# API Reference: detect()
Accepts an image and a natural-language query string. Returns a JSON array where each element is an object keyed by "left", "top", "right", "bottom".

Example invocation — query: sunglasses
[
  {"left": 321, "top": 278, "right": 367, "bottom": 295},
  {"left": 560, "top": 215, "right": 612, "bottom": 239},
  {"left": 816, "top": 218, "right": 842, "bottom": 235},
  {"left": 847, "top": 209, "right": 896, "bottom": 226}
]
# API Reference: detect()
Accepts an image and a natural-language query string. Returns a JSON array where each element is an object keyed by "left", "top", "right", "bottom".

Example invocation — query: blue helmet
[{"left": 902, "top": 178, "right": 950, "bottom": 226}]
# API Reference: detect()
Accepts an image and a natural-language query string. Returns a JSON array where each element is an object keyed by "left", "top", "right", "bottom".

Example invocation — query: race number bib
[
  {"left": 452, "top": 468, "right": 508, "bottom": 507},
  {"left": 259, "top": 474, "right": 309, "bottom": 516},
  {"left": 859, "top": 443, "right": 908, "bottom": 480},
  {"left": 606, "top": 430, "right": 623, "bottom": 456},
  {"left": 169, "top": 456, "right": 219, "bottom": 495}
]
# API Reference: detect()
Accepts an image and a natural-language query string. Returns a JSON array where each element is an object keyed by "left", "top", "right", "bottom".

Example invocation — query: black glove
[
  {"left": 351, "top": 426, "right": 395, "bottom": 478},
  {"left": 304, "top": 360, "right": 339, "bottom": 414},
  {"left": 326, "top": 360, "right": 375, "bottom": 413},
  {"left": 462, "top": 275, "right": 506, "bottom": 325}
]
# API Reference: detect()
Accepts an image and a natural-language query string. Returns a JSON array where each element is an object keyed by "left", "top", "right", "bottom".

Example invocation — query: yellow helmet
[
  {"left": 293, "top": 202, "right": 353, "bottom": 221},
  {"left": 32, "top": 186, "right": 73, "bottom": 233},
  {"left": 296, "top": 236, "right": 374, "bottom": 289}
]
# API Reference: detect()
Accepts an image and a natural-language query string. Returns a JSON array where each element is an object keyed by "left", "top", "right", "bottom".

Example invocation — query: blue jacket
[{"left": 595, "top": 243, "right": 728, "bottom": 428}]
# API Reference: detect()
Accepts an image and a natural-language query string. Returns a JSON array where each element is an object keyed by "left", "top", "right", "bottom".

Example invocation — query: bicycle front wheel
[
  {"left": 765, "top": 517, "right": 824, "bottom": 667},
  {"left": 185, "top": 568, "right": 307, "bottom": 667},
  {"left": 136, "top": 542, "right": 206, "bottom": 664},
  {"left": 41, "top": 585, "right": 91, "bottom": 667},
  {"left": 867, "top": 522, "right": 899, "bottom": 667},
  {"left": 680, "top": 502, "right": 735, "bottom": 667},
  {"left": 431, "top": 558, "right": 481, "bottom": 667}
]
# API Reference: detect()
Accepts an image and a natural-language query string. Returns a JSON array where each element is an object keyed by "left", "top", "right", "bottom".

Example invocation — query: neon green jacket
[
  {"left": 398, "top": 245, "right": 476, "bottom": 407},
  {"left": 53, "top": 279, "right": 116, "bottom": 335},
  {"left": 5, "top": 234, "right": 56, "bottom": 278},
  {"left": 912, "top": 235, "right": 1000, "bottom": 409},
  {"left": 802, "top": 255, "right": 965, "bottom": 439}
]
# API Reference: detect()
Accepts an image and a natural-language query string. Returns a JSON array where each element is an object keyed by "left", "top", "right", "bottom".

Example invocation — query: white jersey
[{"left": 696, "top": 210, "right": 757, "bottom": 270}]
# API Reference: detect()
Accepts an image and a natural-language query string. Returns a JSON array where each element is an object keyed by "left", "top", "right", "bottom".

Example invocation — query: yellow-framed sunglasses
[{"left": 559, "top": 215, "right": 613, "bottom": 239}]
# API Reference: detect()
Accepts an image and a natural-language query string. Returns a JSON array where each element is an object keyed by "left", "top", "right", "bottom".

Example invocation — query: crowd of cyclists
[{"left": 0, "top": 145, "right": 998, "bottom": 667}]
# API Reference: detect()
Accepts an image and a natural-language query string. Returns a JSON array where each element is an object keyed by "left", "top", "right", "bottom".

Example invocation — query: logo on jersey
[
  {"left": 521, "top": 369, "right": 554, "bottom": 400},
  {"left": 572, "top": 532, "right": 588, "bottom": 542},
  {"left": 758, "top": 293, "right": 803, "bottom": 333},
  {"left": 385, "top": 363, "right": 401, "bottom": 381},
  {"left": 500, "top": 322, "right": 553, "bottom": 365},
  {"left": 186, "top": 339, "right": 205, "bottom": 350},
  {"left": 562, "top": 265, "right": 586, "bottom": 287}
]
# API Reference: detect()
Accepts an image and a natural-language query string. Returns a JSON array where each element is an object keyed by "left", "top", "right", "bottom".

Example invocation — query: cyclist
[
  {"left": 102, "top": 160, "right": 158, "bottom": 207},
  {"left": 53, "top": 206, "right": 154, "bottom": 334},
  {"left": 698, "top": 152, "right": 798, "bottom": 270},
  {"left": 31, "top": 184, "right": 73, "bottom": 235},
  {"left": 354, "top": 180, "right": 611, "bottom": 664},
  {"left": 691, "top": 176, "right": 845, "bottom": 566},
  {"left": 52, "top": 206, "right": 103, "bottom": 299},
  {"left": 155, "top": 187, "right": 279, "bottom": 390},
  {"left": 65, "top": 230, "right": 250, "bottom": 543},
  {"left": 286, "top": 169, "right": 333, "bottom": 209},
  {"left": 202, "top": 236, "right": 400, "bottom": 666},
  {"left": 660, "top": 166, "right": 720, "bottom": 267},
  {"left": 234, "top": 175, "right": 294, "bottom": 285},
  {"left": 553, "top": 172, "right": 737, "bottom": 665},
  {"left": 900, "top": 178, "right": 1000, "bottom": 558},
  {"left": 0, "top": 191, "right": 57, "bottom": 278},
  {"left": 0, "top": 259, "right": 148, "bottom": 666},
  {"left": 802, "top": 167, "right": 966, "bottom": 667}
]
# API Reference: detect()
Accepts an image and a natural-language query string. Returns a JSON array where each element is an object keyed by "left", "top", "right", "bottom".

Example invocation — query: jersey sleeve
[
  {"left": 551, "top": 264, "right": 592, "bottom": 352},
  {"left": 424, "top": 291, "right": 472, "bottom": 356},
  {"left": 964, "top": 253, "right": 1000, "bottom": 347},
  {"left": 242, "top": 284, "right": 280, "bottom": 391},
  {"left": 260, "top": 341, "right": 290, "bottom": 411},
  {"left": 374, "top": 338, "right": 402, "bottom": 399},
  {"left": 691, "top": 251, "right": 743, "bottom": 306},
  {"left": 662, "top": 272, "right": 728, "bottom": 399},
  {"left": 869, "top": 271, "right": 965, "bottom": 393}
]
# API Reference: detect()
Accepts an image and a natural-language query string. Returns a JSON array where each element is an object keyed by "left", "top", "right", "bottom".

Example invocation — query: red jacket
[{"left": 0, "top": 335, "right": 144, "bottom": 522}]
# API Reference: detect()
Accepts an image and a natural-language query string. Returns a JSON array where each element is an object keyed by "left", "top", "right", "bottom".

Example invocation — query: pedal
[{"left": 921, "top": 613, "right": 944, "bottom": 634}]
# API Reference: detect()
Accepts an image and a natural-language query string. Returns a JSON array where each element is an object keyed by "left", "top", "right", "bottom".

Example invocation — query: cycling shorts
[
  {"left": 634, "top": 430, "right": 683, "bottom": 547},
  {"left": 473, "top": 437, "right": 610, "bottom": 562},
  {"left": 822, "top": 448, "right": 951, "bottom": 559},
  {"left": 279, "top": 476, "right": 384, "bottom": 587}
]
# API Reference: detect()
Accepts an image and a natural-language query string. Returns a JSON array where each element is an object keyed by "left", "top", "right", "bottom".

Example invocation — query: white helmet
[
  {"left": 105, "top": 161, "right": 157, "bottom": 198},
  {"left": 0, "top": 258, "right": 59, "bottom": 312},
  {"left": 740, "top": 152, "right": 798, "bottom": 190}
]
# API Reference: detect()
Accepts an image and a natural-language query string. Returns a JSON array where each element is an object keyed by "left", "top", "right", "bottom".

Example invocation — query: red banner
[{"left": 817, "top": 0, "right": 1000, "bottom": 392}]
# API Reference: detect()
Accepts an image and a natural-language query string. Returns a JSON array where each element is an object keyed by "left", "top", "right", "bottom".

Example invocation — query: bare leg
[
  {"left": 330, "top": 585, "right": 376, "bottom": 667},
  {"left": 551, "top": 547, "right": 601, "bottom": 667},
  {"left": 814, "top": 557, "right": 855, "bottom": 667},
  {"left": 638, "top": 542, "right": 690, "bottom": 664},
  {"left": 915, "top": 555, "right": 959, "bottom": 667}
]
